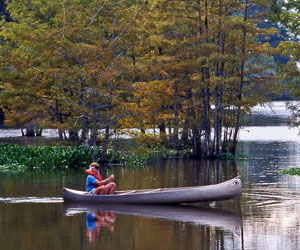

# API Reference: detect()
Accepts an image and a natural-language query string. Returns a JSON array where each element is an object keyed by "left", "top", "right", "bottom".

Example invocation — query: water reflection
[
  {"left": 2, "top": 101, "right": 300, "bottom": 250},
  {"left": 86, "top": 211, "right": 116, "bottom": 244},
  {"left": 241, "top": 187, "right": 300, "bottom": 250},
  {"left": 0, "top": 196, "right": 63, "bottom": 203},
  {"left": 237, "top": 141, "right": 300, "bottom": 185},
  {"left": 64, "top": 203, "right": 242, "bottom": 232},
  {"left": 116, "top": 158, "right": 239, "bottom": 192},
  {"left": 0, "top": 135, "right": 61, "bottom": 146},
  {"left": 64, "top": 203, "right": 242, "bottom": 248},
  {"left": 247, "top": 101, "right": 291, "bottom": 126}
]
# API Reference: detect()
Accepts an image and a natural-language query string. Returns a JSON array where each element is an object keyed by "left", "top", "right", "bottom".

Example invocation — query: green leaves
[
  {"left": 279, "top": 168, "right": 300, "bottom": 176},
  {"left": 0, "top": 0, "right": 285, "bottom": 159},
  {"left": 0, "top": 143, "right": 97, "bottom": 169},
  {"left": 0, "top": 143, "right": 154, "bottom": 169},
  {"left": 0, "top": 0, "right": 139, "bottom": 144},
  {"left": 275, "top": 1, "right": 300, "bottom": 128}
]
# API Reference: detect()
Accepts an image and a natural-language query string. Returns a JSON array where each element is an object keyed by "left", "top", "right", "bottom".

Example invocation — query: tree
[
  {"left": 127, "top": 0, "right": 278, "bottom": 158},
  {"left": 0, "top": 0, "right": 141, "bottom": 159},
  {"left": 275, "top": 0, "right": 300, "bottom": 128},
  {"left": 0, "top": 0, "right": 280, "bottom": 159}
]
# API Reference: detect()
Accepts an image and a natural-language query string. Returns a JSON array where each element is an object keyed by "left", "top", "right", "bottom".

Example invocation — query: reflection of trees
[
  {"left": 116, "top": 158, "right": 239, "bottom": 190},
  {"left": 202, "top": 160, "right": 238, "bottom": 186},
  {"left": 243, "top": 200, "right": 300, "bottom": 250},
  {"left": 116, "top": 216, "right": 241, "bottom": 250},
  {"left": 238, "top": 141, "right": 300, "bottom": 184}
]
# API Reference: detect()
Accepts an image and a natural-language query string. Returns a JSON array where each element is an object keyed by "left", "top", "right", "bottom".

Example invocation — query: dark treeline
[{"left": 0, "top": 0, "right": 294, "bottom": 160}]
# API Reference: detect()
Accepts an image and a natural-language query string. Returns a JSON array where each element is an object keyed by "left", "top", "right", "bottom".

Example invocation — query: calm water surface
[{"left": 1, "top": 101, "right": 300, "bottom": 250}]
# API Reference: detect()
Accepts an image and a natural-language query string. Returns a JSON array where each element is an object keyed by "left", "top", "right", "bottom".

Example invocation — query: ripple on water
[
  {"left": 243, "top": 186, "right": 300, "bottom": 208},
  {"left": 0, "top": 197, "right": 63, "bottom": 203}
]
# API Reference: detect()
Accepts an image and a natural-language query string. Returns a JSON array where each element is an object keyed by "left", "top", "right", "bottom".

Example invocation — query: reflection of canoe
[
  {"left": 63, "top": 176, "right": 242, "bottom": 204},
  {"left": 63, "top": 203, "right": 242, "bottom": 234}
]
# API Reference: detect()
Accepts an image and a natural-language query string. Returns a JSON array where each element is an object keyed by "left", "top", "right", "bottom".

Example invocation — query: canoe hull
[{"left": 63, "top": 177, "right": 242, "bottom": 204}]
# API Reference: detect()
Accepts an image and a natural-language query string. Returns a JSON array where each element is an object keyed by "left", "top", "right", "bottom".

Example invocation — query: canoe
[
  {"left": 63, "top": 203, "right": 242, "bottom": 234},
  {"left": 63, "top": 176, "right": 242, "bottom": 204}
]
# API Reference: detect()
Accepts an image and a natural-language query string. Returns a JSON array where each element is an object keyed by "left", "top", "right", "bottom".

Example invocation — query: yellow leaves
[
  {"left": 132, "top": 80, "right": 175, "bottom": 125},
  {"left": 133, "top": 132, "right": 163, "bottom": 147},
  {"left": 277, "top": 41, "right": 299, "bottom": 58},
  {"left": 0, "top": 0, "right": 136, "bottom": 130},
  {"left": 148, "top": 34, "right": 166, "bottom": 48},
  {"left": 0, "top": 0, "right": 282, "bottom": 144},
  {"left": 159, "top": 70, "right": 169, "bottom": 77},
  {"left": 190, "top": 74, "right": 201, "bottom": 81},
  {"left": 255, "top": 43, "right": 272, "bottom": 54},
  {"left": 209, "top": 76, "right": 223, "bottom": 87}
]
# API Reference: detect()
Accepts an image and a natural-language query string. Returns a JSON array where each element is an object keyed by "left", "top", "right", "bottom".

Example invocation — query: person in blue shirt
[{"left": 86, "top": 162, "right": 116, "bottom": 195}]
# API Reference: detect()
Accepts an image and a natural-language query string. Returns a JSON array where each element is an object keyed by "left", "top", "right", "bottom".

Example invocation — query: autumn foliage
[{"left": 0, "top": 0, "right": 279, "bottom": 159}]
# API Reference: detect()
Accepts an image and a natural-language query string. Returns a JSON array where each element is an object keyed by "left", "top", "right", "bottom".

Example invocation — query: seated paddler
[{"left": 85, "top": 162, "right": 116, "bottom": 195}]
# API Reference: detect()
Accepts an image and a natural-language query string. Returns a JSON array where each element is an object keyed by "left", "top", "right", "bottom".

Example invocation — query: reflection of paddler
[
  {"left": 86, "top": 211, "right": 116, "bottom": 243},
  {"left": 99, "top": 211, "right": 116, "bottom": 231}
]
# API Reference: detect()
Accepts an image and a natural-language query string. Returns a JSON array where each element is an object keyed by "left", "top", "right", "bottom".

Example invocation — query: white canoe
[{"left": 63, "top": 176, "right": 242, "bottom": 204}]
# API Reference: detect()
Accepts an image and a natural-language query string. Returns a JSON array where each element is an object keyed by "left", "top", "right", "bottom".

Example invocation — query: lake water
[{"left": 1, "top": 101, "right": 300, "bottom": 250}]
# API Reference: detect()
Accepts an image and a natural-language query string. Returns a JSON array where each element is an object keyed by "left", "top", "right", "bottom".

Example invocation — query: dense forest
[{"left": 0, "top": 0, "right": 299, "bottom": 160}]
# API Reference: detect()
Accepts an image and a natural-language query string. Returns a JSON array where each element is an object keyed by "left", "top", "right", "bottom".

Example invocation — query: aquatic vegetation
[
  {"left": 279, "top": 168, "right": 300, "bottom": 176},
  {"left": 0, "top": 142, "right": 228, "bottom": 170},
  {"left": 0, "top": 163, "right": 27, "bottom": 171},
  {"left": 0, "top": 143, "right": 97, "bottom": 169},
  {"left": 0, "top": 143, "right": 152, "bottom": 170}
]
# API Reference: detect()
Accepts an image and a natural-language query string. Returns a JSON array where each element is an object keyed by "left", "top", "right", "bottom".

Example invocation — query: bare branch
[{"left": 88, "top": 2, "right": 106, "bottom": 26}]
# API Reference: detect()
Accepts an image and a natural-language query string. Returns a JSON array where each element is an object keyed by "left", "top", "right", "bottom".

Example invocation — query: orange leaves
[
  {"left": 130, "top": 79, "right": 175, "bottom": 128},
  {"left": 0, "top": 0, "right": 140, "bottom": 132},
  {"left": 0, "top": 0, "right": 281, "bottom": 155},
  {"left": 159, "top": 69, "right": 169, "bottom": 77}
]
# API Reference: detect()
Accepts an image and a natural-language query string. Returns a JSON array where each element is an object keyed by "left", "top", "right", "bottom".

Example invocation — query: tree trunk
[
  {"left": 91, "top": 120, "right": 98, "bottom": 158},
  {"left": 82, "top": 114, "right": 89, "bottom": 147},
  {"left": 35, "top": 128, "right": 43, "bottom": 136},
  {"left": 58, "top": 130, "right": 63, "bottom": 140},
  {"left": 101, "top": 124, "right": 110, "bottom": 163},
  {"left": 181, "top": 119, "right": 189, "bottom": 146},
  {"left": 230, "top": 0, "right": 248, "bottom": 155},
  {"left": 158, "top": 122, "right": 166, "bottom": 143},
  {"left": 0, "top": 108, "right": 4, "bottom": 126},
  {"left": 192, "top": 127, "right": 201, "bottom": 158},
  {"left": 172, "top": 82, "right": 180, "bottom": 148},
  {"left": 55, "top": 99, "right": 64, "bottom": 140},
  {"left": 201, "top": 86, "right": 211, "bottom": 157},
  {"left": 201, "top": 0, "right": 212, "bottom": 158},
  {"left": 213, "top": 0, "right": 225, "bottom": 157},
  {"left": 69, "top": 130, "right": 79, "bottom": 143},
  {"left": 190, "top": 87, "right": 202, "bottom": 158},
  {"left": 25, "top": 123, "right": 35, "bottom": 136}
]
